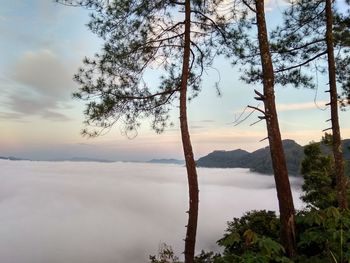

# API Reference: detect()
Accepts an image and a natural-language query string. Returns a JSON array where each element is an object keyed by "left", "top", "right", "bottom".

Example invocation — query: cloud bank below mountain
[{"left": 0, "top": 160, "right": 303, "bottom": 263}]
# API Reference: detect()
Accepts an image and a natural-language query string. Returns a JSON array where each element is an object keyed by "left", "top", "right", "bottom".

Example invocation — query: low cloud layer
[{"left": 0, "top": 160, "right": 303, "bottom": 263}]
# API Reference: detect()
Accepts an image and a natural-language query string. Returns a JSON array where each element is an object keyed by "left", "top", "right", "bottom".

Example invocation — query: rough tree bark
[
  {"left": 325, "top": 0, "right": 348, "bottom": 210},
  {"left": 180, "top": 1, "right": 199, "bottom": 262},
  {"left": 255, "top": 0, "right": 297, "bottom": 257}
]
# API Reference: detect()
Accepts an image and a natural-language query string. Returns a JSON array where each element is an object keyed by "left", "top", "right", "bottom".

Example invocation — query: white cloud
[
  {"left": 12, "top": 49, "right": 75, "bottom": 99},
  {"left": 277, "top": 101, "right": 328, "bottom": 111},
  {"left": 0, "top": 160, "right": 303, "bottom": 263},
  {"left": 0, "top": 49, "right": 77, "bottom": 121}
]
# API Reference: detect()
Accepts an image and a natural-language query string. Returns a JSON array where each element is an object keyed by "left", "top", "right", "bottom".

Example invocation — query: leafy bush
[
  {"left": 216, "top": 208, "right": 350, "bottom": 263},
  {"left": 150, "top": 211, "right": 350, "bottom": 262},
  {"left": 216, "top": 210, "right": 291, "bottom": 263},
  {"left": 296, "top": 207, "right": 350, "bottom": 262},
  {"left": 218, "top": 210, "right": 280, "bottom": 255}
]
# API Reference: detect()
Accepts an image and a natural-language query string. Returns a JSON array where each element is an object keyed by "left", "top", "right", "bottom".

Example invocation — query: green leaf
[
  {"left": 220, "top": 232, "right": 241, "bottom": 247},
  {"left": 258, "top": 237, "right": 285, "bottom": 257},
  {"left": 243, "top": 229, "right": 258, "bottom": 245},
  {"left": 325, "top": 207, "right": 341, "bottom": 220}
]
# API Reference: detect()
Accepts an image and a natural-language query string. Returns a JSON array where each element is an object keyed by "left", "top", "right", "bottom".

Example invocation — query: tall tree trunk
[
  {"left": 255, "top": 0, "right": 297, "bottom": 257},
  {"left": 325, "top": 0, "right": 348, "bottom": 210},
  {"left": 180, "top": 1, "right": 199, "bottom": 262}
]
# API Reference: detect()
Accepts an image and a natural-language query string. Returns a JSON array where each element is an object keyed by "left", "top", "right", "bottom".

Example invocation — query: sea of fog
[{"left": 0, "top": 160, "right": 304, "bottom": 263}]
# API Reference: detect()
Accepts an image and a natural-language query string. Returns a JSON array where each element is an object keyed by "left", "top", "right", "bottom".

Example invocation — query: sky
[
  {"left": 0, "top": 160, "right": 304, "bottom": 262},
  {"left": 0, "top": 0, "right": 349, "bottom": 161}
]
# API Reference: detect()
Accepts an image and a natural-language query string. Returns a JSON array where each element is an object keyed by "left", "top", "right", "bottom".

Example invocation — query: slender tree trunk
[
  {"left": 325, "top": 0, "right": 348, "bottom": 210},
  {"left": 254, "top": 0, "right": 297, "bottom": 257},
  {"left": 180, "top": 1, "right": 199, "bottom": 262}
]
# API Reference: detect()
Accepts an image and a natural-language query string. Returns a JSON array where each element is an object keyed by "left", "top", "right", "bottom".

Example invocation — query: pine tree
[
  {"left": 301, "top": 142, "right": 337, "bottom": 209},
  {"left": 222, "top": 0, "right": 297, "bottom": 257},
  {"left": 269, "top": 0, "right": 349, "bottom": 209},
  {"left": 57, "top": 1, "right": 227, "bottom": 262},
  {"left": 334, "top": 10, "right": 350, "bottom": 106},
  {"left": 254, "top": 0, "right": 296, "bottom": 256}
]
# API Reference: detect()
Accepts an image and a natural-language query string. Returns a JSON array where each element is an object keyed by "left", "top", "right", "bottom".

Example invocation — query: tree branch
[
  {"left": 274, "top": 51, "right": 327, "bottom": 73},
  {"left": 190, "top": 10, "right": 227, "bottom": 42},
  {"left": 242, "top": 0, "right": 256, "bottom": 13}
]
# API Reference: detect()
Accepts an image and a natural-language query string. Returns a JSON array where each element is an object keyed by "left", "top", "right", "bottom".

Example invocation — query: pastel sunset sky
[{"left": 0, "top": 0, "right": 349, "bottom": 161}]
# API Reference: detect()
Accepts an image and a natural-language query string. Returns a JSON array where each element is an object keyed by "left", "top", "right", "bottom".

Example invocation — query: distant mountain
[
  {"left": 2, "top": 139, "right": 349, "bottom": 175},
  {"left": 0, "top": 156, "right": 115, "bottom": 163},
  {"left": 197, "top": 139, "right": 350, "bottom": 176},
  {"left": 49, "top": 157, "right": 114, "bottom": 163},
  {"left": 196, "top": 149, "right": 250, "bottom": 168},
  {"left": 320, "top": 139, "right": 350, "bottom": 157},
  {"left": 0, "top": 156, "right": 28, "bottom": 161},
  {"left": 243, "top": 139, "right": 304, "bottom": 175},
  {"left": 148, "top": 159, "right": 185, "bottom": 165},
  {"left": 197, "top": 140, "right": 304, "bottom": 176},
  {"left": 343, "top": 139, "right": 350, "bottom": 159}
]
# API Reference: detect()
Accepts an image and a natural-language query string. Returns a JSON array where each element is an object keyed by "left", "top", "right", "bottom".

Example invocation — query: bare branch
[
  {"left": 247, "top": 105, "right": 265, "bottom": 115},
  {"left": 259, "top": 136, "right": 269, "bottom": 142},
  {"left": 250, "top": 118, "right": 264, "bottom": 126},
  {"left": 112, "top": 88, "right": 180, "bottom": 101},
  {"left": 273, "top": 38, "right": 326, "bottom": 54},
  {"left": 274, "top": 51, "right": 327, "bottom": 73},
  {"left": 242, "top": 0, "right": 256, "bottom": 13}
]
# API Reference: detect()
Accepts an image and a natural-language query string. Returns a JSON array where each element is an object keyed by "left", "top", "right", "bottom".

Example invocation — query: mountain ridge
[
  {"left": 1, "top": 139, "right": 349, "bottom": 176},
  {"left": 197, "top": 139, "right": 350, "bottom": 176}
]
